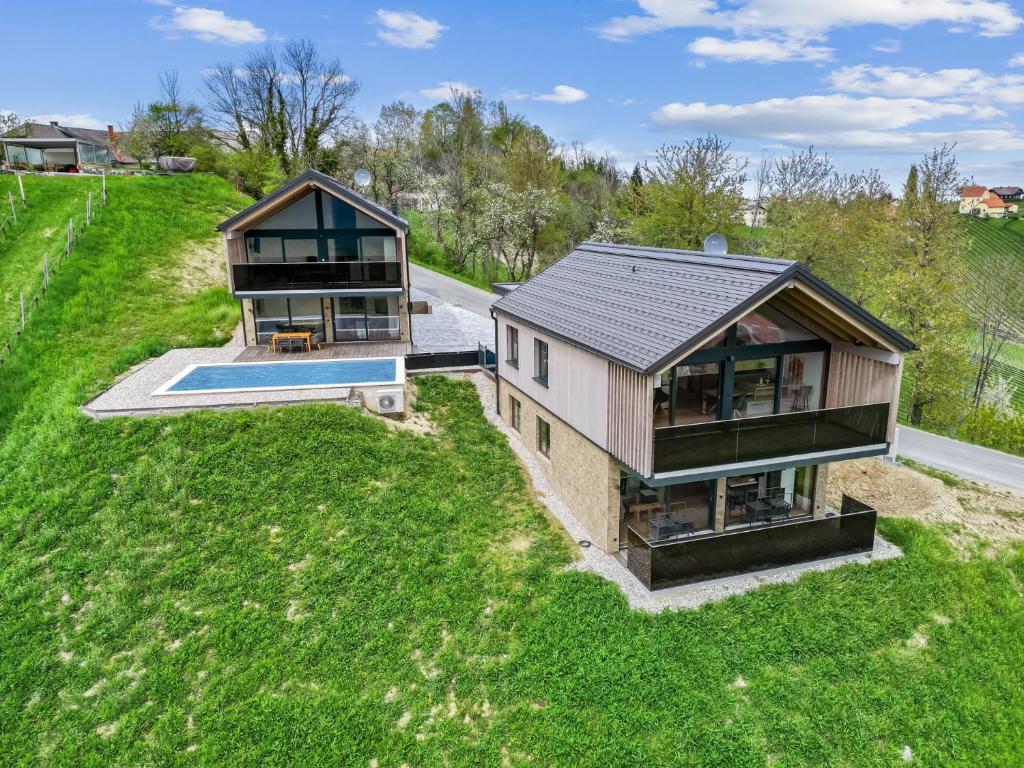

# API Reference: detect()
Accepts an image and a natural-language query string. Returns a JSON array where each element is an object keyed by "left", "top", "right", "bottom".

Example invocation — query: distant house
[
  {"left": 741, "top": 201, "right": 767, "bottom": 228},
  {"left": 1, "top": 120, "right": 129, "bottom": 172},
  {"left": 991, "top": 186, "right": 1023, "bottom": 201},
  {"left": 960, "top": 185, "right": 1018, "bottom": 218}
]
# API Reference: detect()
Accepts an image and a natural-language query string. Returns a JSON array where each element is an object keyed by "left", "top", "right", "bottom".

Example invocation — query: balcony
[
  {"left": 626, "top": 495, "right": 877, "bottom": 590},
  {"left": 651, "top": 402, "right": 890, "bottom": 478},
  {"left": 232, "top": 261, "right": 402, "bottom": 293}
]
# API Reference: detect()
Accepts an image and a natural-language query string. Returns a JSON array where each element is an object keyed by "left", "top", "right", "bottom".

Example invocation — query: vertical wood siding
[
  {"left": 607, "top": 361, "right": 653, "bottom": 476},
  {"left": 826, "top": 347, "right": 902, "bottom": 441}
]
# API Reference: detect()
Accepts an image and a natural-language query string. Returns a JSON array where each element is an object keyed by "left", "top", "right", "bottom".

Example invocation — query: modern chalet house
[
  {"left": 218, "top": 169, "right": 412, "bottom": 352},
  {"left": 491, "top": 242, "right": 915, "bottom": 589}
]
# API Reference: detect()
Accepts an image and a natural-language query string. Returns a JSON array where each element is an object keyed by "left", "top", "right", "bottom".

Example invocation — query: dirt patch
[
  {"left": 828, "top": 459, "right": 1024, "bottom": 546},
  {"left": 151, "top": 239, "right": 225, "bottom": 294}
]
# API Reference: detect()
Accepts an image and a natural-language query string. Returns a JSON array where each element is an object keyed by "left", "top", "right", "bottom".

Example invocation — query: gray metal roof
[
  {"left": 217, "top": 168, "right": 409, "bottom": 232},
  {"left": 4, "top": 121, "right": 111, "bottom": 146},
  {"left": 491, "top": 241, "right": 915, "bottom": 373}
]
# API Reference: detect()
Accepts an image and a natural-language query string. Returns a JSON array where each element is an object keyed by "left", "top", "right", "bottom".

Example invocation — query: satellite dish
[
  {"left": 703, "top": 233, "right": 728, "bottom": 255},
  {"left": 354, "top": 168, "right": 372, "bottom": 187}
]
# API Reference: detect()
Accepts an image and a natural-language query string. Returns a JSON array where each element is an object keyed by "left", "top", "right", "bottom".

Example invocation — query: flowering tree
[{"left": 484, "top": 183, "right": 560, "bottom": 281}]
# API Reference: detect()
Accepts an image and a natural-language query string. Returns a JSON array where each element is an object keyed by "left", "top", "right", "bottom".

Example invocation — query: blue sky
[{"left": 4, "top": 0, "right": 1024, "bottom": 190}]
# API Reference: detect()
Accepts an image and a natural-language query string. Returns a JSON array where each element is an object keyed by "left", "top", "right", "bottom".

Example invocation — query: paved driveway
[
  {"left": 895, "top": 425, "right": 1024, "bottom": 494},
  {"left": 409, "top": 263, "right": 495, "bottom": 317}
]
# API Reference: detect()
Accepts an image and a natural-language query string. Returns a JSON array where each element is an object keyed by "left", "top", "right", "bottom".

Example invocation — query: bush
[
  {"left": 958, "top": 405, "right": 1024, "bottom": 455},
  {"left": 405, "top": 210, "right": 446, "bottom": 267}
]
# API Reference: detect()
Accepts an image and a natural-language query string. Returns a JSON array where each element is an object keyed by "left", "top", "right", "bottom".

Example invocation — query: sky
[{"left": 4, "top": 0, "right": 1024, "bottom": 192}]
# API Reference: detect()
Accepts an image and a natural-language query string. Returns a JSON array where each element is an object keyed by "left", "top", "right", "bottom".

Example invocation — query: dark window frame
[
  {"left": 537, "top": 416, "right": 551, "bottom": 458},
  {"left": 509, "top": 396, "right": 522, "bottom": 432},
  {"left": 534, "top": 338, "right": 549, "bottom": 387},
  {"left": 506, "top": 326, "right": 520, "bottom": 368}
]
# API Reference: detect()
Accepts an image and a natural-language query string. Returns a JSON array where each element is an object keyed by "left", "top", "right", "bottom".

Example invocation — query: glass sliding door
[
  {"left": 779, "top": 351, "right": 825, "bottom": 414},
  {"left": 367, "top": 296, "right": 400, "bottom": 340},
  {"left": 333, "top": 297, "right": 367, "bottom": 341},
  {"left": 731, "top": 357, "right": 777, "bottom": 419},
  {"left": 253, "top": 297, "right": 290, "bottom": 344}
]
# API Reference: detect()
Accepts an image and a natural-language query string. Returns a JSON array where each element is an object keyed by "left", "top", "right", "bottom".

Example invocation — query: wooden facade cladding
[
  {"left": 826, "top": 343, "right": 902, "bottom": 440},
  {"left": 607, "top": 361, "right": 653, "bottom": 477}
]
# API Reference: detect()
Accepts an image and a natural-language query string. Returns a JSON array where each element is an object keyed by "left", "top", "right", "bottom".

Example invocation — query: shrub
[{"left": 958, "top": 405, "right": 1024, "bottom": 455}]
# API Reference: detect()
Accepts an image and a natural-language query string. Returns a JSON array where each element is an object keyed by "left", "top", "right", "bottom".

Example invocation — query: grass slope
[{"left": 1, "top": 177, "right": 1023, "bottom": 765}]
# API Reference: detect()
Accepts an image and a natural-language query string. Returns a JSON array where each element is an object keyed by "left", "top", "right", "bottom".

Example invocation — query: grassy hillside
[{"left": 0, "top": 178, "right": 1023, "bottom": 765}]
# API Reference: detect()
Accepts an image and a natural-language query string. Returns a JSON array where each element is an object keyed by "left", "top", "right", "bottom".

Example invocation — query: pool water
[{"left": 157, "top": 357, "right": 401, "bottom": 395}]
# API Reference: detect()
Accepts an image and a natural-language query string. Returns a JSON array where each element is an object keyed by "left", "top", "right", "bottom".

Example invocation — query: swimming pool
[{"left": 154, "top": 357, "right": 403, "bottom": 395}]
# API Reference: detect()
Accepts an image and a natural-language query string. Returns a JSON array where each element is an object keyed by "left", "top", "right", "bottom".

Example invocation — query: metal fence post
[
  {"left": 17, "top": 174, "right": 25, "bottom": 206},
  {"left": 7, "top": 192, "right": 15, "bottom": 224},
  {"left": 67, "top": 218, "right": 73, "bottom": 255},
  {"left": 43, "top": 255, "right": 49, "bottom": 291}
]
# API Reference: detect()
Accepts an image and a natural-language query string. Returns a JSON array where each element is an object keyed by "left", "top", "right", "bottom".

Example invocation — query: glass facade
[
  {"left": 252, "top": 297, "right": 325, "bottom": 344},
  {"left": 724, "top": 467, "right": 816, "bottom": 526},
  {"left": 732, "top": 357, "right": 778, "bottom": 419},
  {"left": 620, "top": 474, "right": 714, "bottom": 544},
  {"left": 779, "top": 351, "right": 825, "bottom": 414},
  {"left": 332, "top": 295, "right": 400, "bottom": 342},
  {"left": 736, "top": 304, "right": 815, "bottom": 345}
]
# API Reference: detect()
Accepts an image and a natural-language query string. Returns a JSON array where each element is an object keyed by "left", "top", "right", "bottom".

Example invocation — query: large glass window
[
  {"left": 246, "top": 236, "right": 284, "bottom": 263},
  {"left": 656, "top": 362, "right": 720, "bottom": 427},
  {"left": 725, "top": 467, "right": 816, "bottom": 526},
  {"left": 779, "top": 351, "right": 825, "bottom": 414},
  {"left": 736, "top": 304, "right": 815, "bottom": 345},
  {"left": 282, "top": 238, "right": 320, "bottom": 263},
  {"left": 359, "top": 235, "right": 397, "bottom": 262},
  {"left": 731, "top": 358, "right": 777, "bottom": 419},
  {"left": 333, "top": 297, "right": 367, "bottom": 341},
  {"left": 288, "top": 296, "right": 325, "bottom": 335},
  {"left": 253, "top": 297, "right": 289, "bottom": 343},
  {"left": 367, "top": 296, "right": 400, "bottom": 340},
  {"left": 620, "top": 475, "right": 714, "bottom": 543},
  {"left": 260, "top": 191, "right": 319, "bottom": 229}
]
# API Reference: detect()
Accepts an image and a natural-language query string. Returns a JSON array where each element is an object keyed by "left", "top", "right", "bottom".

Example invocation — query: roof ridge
[{"left": 574, "top": 241, "right": 794, "bottom": 274}]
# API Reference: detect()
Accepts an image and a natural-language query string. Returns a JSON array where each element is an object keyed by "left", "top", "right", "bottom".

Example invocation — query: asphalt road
[
  {"left": 409, "top": 263, "right": 496, "bottom": 318},
  {"left": 895, "top": 425, "right": 1024, "bottom": 494},
  {"left": 409, "top": 262, "right": 1024, "bottom": 494}
]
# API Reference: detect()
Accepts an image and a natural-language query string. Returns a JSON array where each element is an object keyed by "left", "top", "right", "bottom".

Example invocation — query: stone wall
[
  {"left": 241, "top": 299, "right": 257, "bottom": 346},
  {"left": 501, "top": 379, "right": 620, "bottom": 553}
]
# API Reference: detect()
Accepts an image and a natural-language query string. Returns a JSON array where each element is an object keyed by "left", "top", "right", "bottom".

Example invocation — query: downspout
[{"left": 492, "top": 309, "right": 500, "bottom": 415}]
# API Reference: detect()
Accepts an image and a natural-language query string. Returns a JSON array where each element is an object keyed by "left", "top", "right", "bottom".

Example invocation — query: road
[
  {"left": 895, "top": 425, "right": 1024, "bottom": 494},
  {"left": 409, "top": 262, "right": 1024, "bottom": 495},
  {"left": 409, "top": 263, "right": 496, "bottom": 318}
]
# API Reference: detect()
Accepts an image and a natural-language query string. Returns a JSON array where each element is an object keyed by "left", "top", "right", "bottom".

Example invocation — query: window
[
  {"left": 509, "top": 396, "right": 521, "bottom": 431},
  {"left": 779, "top": 351, "right": 825, "bottom": 414},
  {"left": 506, "top": 326, "right": 519, "bottom": 367},
  {"left": 736, "top": 304, "right": 815, "bottom": 345},
  {"left": 731, "top": 357, "right": 778, "bottom": 419},
  {"left": 537, "top": 417, "right": 551, "bottom": 458},
  {"left": 534, "top": 339, "right": 549, "bottom": 386}
]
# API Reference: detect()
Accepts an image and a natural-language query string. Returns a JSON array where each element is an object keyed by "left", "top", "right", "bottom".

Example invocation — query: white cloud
[
  {"left": 375, "top": 10, "right": 446, "bottom": 49},
  {"left": 688, "top": 35, "right": 832, "bottom": 62},
  {"left": 597, "top": 0, "right": 1022, "bottom": 40},
  {"left": 151, "top": 6, "right": 266, "bottom": 45},
  {"left": 28, "top": 113, "right": 109, "bottom": 130},
  {"left": 1011, "top": 53, "right": 1024, "bottom": 67},
  {"left": 417, "top": 81, "right": 477, "bottom": 100},
  {"left": 650, "top": 94, "right": 1002, "bottom": 149},
  {"left": 829, "top": 64, "right": 1024, "bottom": 104},
  {"left": 872, "top": 38, "right": 902, "bottom": 53},
  {"left": 534, "top": 85, "right": 588, "bottom": 104}
]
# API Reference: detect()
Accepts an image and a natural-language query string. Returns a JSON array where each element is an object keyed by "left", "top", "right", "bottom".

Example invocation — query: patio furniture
[
  {"left": 765, "top": 487, "right": 792, "bottom": 518},
  {"left": 791, "top": 384, "right": 813, "bottom": 412},
  {"left": 270, "top": 331, "right": 313, "bottom": 353},
  {"left": 744, "top": 491, "right": 773, "bottom": 524},
  {"left": 650, "top": 513, "right": 695, "bottom": 542}
]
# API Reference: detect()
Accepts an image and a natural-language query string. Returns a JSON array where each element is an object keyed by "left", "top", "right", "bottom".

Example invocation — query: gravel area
[
  {"left": 469, "top": 371, "right": 903, "bottom": 613},
  {"left": 410, "top": 288, "right": 494, "bottom": 353},
  {"left": 82, "top": 326, "right": 362, "bottom": 418}
]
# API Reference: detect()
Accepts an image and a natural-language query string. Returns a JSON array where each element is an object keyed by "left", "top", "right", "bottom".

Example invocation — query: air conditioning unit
[{"left": 375, "top": 388, "right": 404, "bottom": 414}]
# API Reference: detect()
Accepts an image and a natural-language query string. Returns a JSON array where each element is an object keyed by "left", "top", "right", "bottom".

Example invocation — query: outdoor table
[{"left": 271, "top": 331, "right": 313, "bottom": 353}]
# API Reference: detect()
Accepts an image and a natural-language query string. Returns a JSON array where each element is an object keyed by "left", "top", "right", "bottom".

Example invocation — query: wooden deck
[{"left": 233, "top": 341, "right": 412, "bottom": 363}]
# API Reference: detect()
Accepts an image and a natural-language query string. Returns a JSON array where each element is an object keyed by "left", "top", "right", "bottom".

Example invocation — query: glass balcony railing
[
  {"left": 232, "top": 261, "right": 402, "bottom": 292},
  {"left": 652, "top": 402, "right": 890, "bottom": 475},
  {"left": 626, "top": 496, "right": 878, "bottom": 589}
]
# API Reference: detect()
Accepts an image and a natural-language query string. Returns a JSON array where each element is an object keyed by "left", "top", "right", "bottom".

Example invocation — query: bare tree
[
  {"left": 337, "top": 101, "right": 422, "bottom": 205},
  {"left": 204, "top": 39, "right": 359, "bottom": 174},
  {"left": 0, "top": 111, "right": 21, "bottom": 136}
]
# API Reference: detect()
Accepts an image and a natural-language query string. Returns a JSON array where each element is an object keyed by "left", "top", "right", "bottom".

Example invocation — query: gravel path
[{"left": 469, "top": 371, "right": 902, "bottom": 612}]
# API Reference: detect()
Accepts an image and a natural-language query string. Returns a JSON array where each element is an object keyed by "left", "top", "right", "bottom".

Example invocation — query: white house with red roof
[{"left": 960, "top": 185, "right": 1019, "bottom": 218}]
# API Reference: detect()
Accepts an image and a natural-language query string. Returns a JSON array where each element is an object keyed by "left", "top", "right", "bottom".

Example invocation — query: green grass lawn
[{"left": 1, "top": 177, "right": 1023, "bottom": 765}]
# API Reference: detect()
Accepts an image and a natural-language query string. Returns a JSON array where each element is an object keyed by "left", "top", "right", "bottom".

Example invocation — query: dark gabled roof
[
  {"left": 217, "top": 168, "right": 408, "bottom": 232},
  {"left": 990, "top": 186, "right": 1023, "bottom": 195},
  {"left": 4, "top": 121, "right": 112, "bottom": 145},
  {"left": 491, "top": 242, "right": 915, "bottom": 373}
]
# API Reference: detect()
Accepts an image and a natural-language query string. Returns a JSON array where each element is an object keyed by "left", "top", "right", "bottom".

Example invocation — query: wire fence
[{"left": 0, "top": 173, "right": 108, "bottom": 365}]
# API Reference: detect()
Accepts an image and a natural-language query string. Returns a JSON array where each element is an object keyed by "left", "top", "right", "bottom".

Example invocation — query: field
[{"left": 1, "top": 177, "right": 1023, "bottom": 765}]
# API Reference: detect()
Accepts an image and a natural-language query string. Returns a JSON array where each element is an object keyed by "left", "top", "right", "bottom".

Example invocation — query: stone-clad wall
[{"left": 501, "top": 379, "right": 620, "bottom": 553}]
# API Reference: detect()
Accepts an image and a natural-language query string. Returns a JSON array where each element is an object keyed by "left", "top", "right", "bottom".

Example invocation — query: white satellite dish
[
  {"left": 354, "top": 168, "right": 372, "bottom": 187},
  {"left": 703, "top": 233, "right": 728, "bottom": 255}
]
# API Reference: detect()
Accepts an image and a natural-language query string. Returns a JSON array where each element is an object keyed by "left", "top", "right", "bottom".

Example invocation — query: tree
[
  {"left": 484, "top": 183, "right": 560, "bottom": 281},
  {"left": 120, "top": 71, "right": 208, "bottom": 162},
  {"left": 0, "top": 111, "right": 19, "bottom": 136},
  {"left": 205, "top": 40, "right": 359, "bottom": 174},
  {"left": 337, "top": 101, "right": 422, "bottom": 206},
  {"left": 883, "top": 145, "right": 972, "bottom": 427},
  {"left": 630, "top": 135, "right": 747, "bottom": 249}
]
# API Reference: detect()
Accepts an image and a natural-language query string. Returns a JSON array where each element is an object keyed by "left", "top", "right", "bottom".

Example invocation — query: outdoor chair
[{"left": 791, "top": 384, "right": 813, "bottom": 412}]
